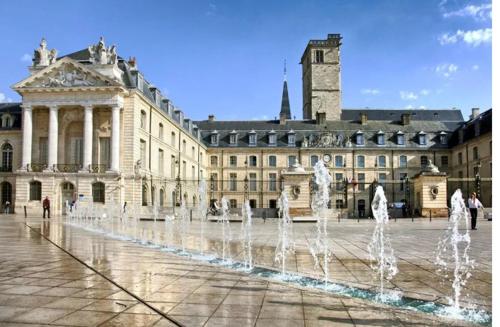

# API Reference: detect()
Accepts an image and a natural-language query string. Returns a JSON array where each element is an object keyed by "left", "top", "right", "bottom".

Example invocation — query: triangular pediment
[{"left": 12, "top": 57, "right": 122, "bottom": 90}]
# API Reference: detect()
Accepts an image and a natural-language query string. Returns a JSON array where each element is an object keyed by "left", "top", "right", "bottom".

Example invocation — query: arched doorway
[
  {"left": 61, "top": 182, "right": 75, "bottom": 215},
  {"left": 159, "top": 189, "right": 165, "bottom": 207},
  {"left": 1, "top": 143, "right": 13, "bottom": 171},
  {"left": 1, "top": 182, "right": 12, "bottom": 213}
]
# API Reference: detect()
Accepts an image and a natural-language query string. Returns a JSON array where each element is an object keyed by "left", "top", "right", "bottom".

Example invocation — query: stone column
[
  {"left": 47, "top": 105, "right": 59, "bottom": 171},
  {"left": 82, "top": 105, "right": 93, "bottom": 171},
  {"left": 110, "top": 105, "right": 121, "bottom": 172},
  {"left": 21, "top": 105, "right": 33, "bottom": 170}
]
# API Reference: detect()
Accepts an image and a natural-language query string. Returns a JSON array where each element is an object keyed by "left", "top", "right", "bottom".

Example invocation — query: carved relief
[
  {"left": 304, "top": 132, "right": 352, "bottom": 148},
  {"left": 28, "top": 63, "right": 110, "bottom": 88}
]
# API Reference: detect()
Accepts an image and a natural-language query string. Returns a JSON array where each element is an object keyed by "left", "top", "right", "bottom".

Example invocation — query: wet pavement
[{"left": 0, "top": 214, "right": 491, "bottom": 326}]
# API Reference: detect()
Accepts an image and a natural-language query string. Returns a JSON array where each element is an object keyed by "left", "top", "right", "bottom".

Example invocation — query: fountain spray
[
  {"left": 435, "top": 189, "right": 475, "bottom": 311},
  {"left": 219, "top": 197, "right": 232, "bottom": 262},
  {"left": 241, "top": 200, "right": 253, "bottom": 270},
  {"left": 198, "top": 179, "right": 208, "bottom": 254},
  {"left": 368, "top": 185, "right": 398, "bottom": 301},
  {"left": 309, "top": 161, "right": 333, "bottom": 285},
  {"left": 275, "top": 190, "right": 295, "bottom": 277}
]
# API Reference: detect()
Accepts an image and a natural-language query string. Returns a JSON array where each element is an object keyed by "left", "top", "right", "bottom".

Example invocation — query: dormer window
[
  {"left": 229, "top": 130, "right": 238, "bottom": 146},
  {"left": 439, "top": 131, "right": 448, "bottom": 145},
  {"left": 418, "top": 131, "right": 427, "bottom": 145},
  {"left": 396, "top": 131, "right": 405, "bottom": 145},
  {"left": 249, "top": 130, "right": 257, "bottom": 146},
  {"left": 268, "top": 130, "right": 277, "bottom": 146},
  {"left": 376, "top": 131, "right": 385, "bottom": 145},
  {"left": 287, "top": 130, "right": 296, "bottom": 147},
  {"left": 210, "top": 130, "right": 219, "bottom": 146},
  {"left": 355, "top": 131, "right": 364, "bottom": 146},
  {"left": 1, "top": 114, "right": 13, "bottom": 128}
]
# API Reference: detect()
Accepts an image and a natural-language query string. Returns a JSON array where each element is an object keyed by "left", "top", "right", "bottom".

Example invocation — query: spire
[{"left": 280, "top": 59, "right": 291, "bottom": 122}]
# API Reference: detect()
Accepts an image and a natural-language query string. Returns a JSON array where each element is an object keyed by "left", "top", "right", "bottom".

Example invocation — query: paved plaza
[{"left": 0, "top": 214, "right": 491, "bottom": 326}]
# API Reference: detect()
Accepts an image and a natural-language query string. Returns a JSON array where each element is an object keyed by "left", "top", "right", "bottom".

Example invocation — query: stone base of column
[{"left": 106, "top": 169, "right": 120, "bottom": 174}]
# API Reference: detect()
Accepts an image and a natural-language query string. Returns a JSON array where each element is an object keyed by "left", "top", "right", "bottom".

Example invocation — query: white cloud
[
  {"left": 439, "top": 28, "right": 492, "bottom": 46},
  {"left": 0, "top": 93, "right": 13, "bottom": 103},
  {"left": 472, "top": 64, "right": 479, "bottom": 70},
  {"left": 252, "top": 114, "right": 268, "bottom": 121},
  {"left": 443, "top": 3, "right": 492, "bottom": 21},
  {"left": 400, "top": 91, "right": 418, "bottom": 101},
  {"left": 206, "top": 3, "right": 217, "bottom": 16},
  {"left": 361, "top": 88, "right": 380, "bottom": 95},
  {"left": 21, "top": 53, "right": 31, "bottom": 62},
  {"left": 405, "top": 105, "right": 414, "bottom": 109},
  {"left": 435, "top": 63, "right": 458, "bottom": 78},
  {"left": 420, "top": 89, "right": 430, "bottom": 96},
  {"left": 419, "top": 105, "right": 427, "bottom": 109}
]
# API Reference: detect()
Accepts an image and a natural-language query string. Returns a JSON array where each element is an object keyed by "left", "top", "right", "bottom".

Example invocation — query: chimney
[
  {"left": 401, "top": 114, "right": 411, "bottom": 126},
  {"left": 316, "top": 112, "right": 326, "bottom": 125},
  {"left": 128, "top": 56, "right": 137, "bottom": 70},
  {"left": 470, "top": 108, "right": 480, "bottom": 120},
  {"left": 208, "top": 114, "right": 215, "bottom": 121},
  {"left": 360, "top": 113, "right": 368, "bottom": 125}
]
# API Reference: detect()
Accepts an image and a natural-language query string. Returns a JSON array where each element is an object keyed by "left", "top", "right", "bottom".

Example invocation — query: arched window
[
  {"left": 29, "top": 181, "right": 42, "bottom": 201},
  {"left": 159, "top": 123, "right": 164, "bottom": 140},
  {"left": 159, "top": 189, "right": 165, "bottom": 207},
  {"left": 142, "top": 184, "right": 148, "bottom": 206},
  {"left": 140, "top": 111, "right": 147, "bottom": 129},
  {"left": 1, "top": 114, "right": 13, "bottom": 128},
  {"left": 151, "top": 186, "right": 155, "bottom": 206},
  {"left": 1, "top": 182, "right": 12, "bottom": 207},
  {"left": 1, "top": 143, "right": 13, "bottom": 171},
  {"left": 92, "top": 182, "right": 105, "bottom": 203}
]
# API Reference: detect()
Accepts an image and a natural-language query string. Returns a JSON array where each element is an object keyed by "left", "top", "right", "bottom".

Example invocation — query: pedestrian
[
  {"left": 468, "top": 192, "right": 483, "bottom": 230},
  {"left": 262, "top": 210, "right": 267, "bottom": 223},
  {"left": 4, "top": 200, "right": 10, "bottom": 214},
  {"left": 42, "top": 196, "right": 51, "bottom": 219},
  {"left": 123, "top": 201, "right": 127, "bottom": 214}
]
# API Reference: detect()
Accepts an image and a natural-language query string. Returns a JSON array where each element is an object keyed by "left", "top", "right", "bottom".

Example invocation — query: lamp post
[{"left": 475, "top": 162, "right": 482, "bottom": 200}]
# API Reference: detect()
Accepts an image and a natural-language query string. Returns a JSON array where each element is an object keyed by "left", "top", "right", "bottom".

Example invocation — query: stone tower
[{"left": 301, "top": 34, "right": 342, "bottom": 121}]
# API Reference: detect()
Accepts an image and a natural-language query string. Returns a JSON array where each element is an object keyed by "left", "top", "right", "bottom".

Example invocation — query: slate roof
[
  {"left": 449, "top": 108, "right": 492, "bottom": 146},
  {"left": 341, "top": 109, "right": 464, "bottom": 122}
]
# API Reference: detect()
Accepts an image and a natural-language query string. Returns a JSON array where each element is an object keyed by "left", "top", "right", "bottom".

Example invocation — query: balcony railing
[
  {"left": 30, "top": 163, "right": 47, "bottom": 172},
  {"left": 56, "top": 164, "right": 81, "bottom": 173},
  {"left": 90, "top": 164, "right": 108, "bottom": 173},
  {"left": 0, "top": 166, "right": 12, "bottom": 172}
]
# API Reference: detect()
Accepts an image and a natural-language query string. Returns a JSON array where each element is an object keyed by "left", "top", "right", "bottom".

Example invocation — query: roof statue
[
  {"left": 33, "top": 38, "right": 57, "bottom": 67},
  {"left": 423, "top": 159, "right": 440, "bottom": 173},
  {"left": 88, "top": 37, "right": 117, "bottom": 65}
]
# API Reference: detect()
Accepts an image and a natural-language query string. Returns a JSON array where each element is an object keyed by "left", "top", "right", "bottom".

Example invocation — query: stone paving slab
[{"left": 0, "top": 215, "right": 490, "bottom": 326}]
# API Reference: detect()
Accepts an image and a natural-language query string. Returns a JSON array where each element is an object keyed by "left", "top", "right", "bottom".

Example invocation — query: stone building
[{"left": 0, "top": 35, "right": 492, "bottom": 217}]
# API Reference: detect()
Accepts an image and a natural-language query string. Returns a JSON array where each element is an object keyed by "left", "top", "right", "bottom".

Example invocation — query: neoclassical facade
[{"left": 0, "top": 35, "right": 492, "bottom": 216}]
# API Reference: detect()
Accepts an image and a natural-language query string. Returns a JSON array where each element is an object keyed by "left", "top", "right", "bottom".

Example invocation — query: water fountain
[
  {"left": 367, "top": 185, "right": 399, "bottom": 301},
  {"left": 274, "top": 190, "right": 295, "bottom": 277},
  {"left": 309, "top": 161, "right": 334, "bottom": 285},
  {"left": 198, "top": 179, "right": 208, "bottom": 254},
  {"left": 178, "top": 200, "right": 190, "bottom": 253},
  {"left": 219, "top": 197, "right": 232, "bottom": 262},
  {"left": 241, "top": 200, "right": 253, "bottom": 270},
  {"left": 435, "top": 189, "right": 475, "bottom": 314}
]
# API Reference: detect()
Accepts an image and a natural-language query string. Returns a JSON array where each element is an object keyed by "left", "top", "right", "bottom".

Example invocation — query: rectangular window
[
  {"left": 191, "top": 146, "right": 195, "bottom": 158},
  {"left": 171, "top": 155, "right": 176, "bottom": 177},
  {"left": 39, "top": 137, "right": 48, "bottom": 165},
  {"left": 269, "top": 199, "right": 277, "bottom": 208},
  {"left": 358, "top": 173, "right": 365, "bottom": 191},
  {"left": 379, "top": 173, "right": 386, "bottom": 185},
  {"left": 473, "top": 146, "right": 479, "bottom": 160},
  {"left": 314, "top": 50, "right": 324, "bottom": 63},
  {"left": 399, "top": 173, "right": 407, "bottom": 191},
  {"left": 441, "top": 155, "right": 449, "bottom": 167},
  {"left": 378, "top": 155, "right": 386, "bottom": 168},
  {"left": 171, "top": 132, "right": 176, "bottom": 147},
  {"left": 210, "top": 134, "right": 218, "bottom": 145},
  {"left": 230, "top": 199, "right": 237, "bottom": 209},
  {"left": 230, "top": 134, "right": 237, "bottom": 145},
  {"left": 249, "top": 156, "right": 257, "bottom": 167},
  {"left": 357, "top": 155, "right": 365, "bottom": 168},
  {"left": 288, "top": 155, "right": 297, "bottom": 167},
  {"left": 191, "top": 165, "right": 195, "bottom": 179},
  {"left": 182, "top": 161, "right": 186, "bottom": 179},
  {"left": 419, "top": 134, "right": 427, "bottom": 145},
  {"left": 311, "top": 155, "right": 319, "bottom": 167},
  {"left": 210, "top": 156, "right": 218, "bottom": 167},
  {"left": 249, "top": 133, "right": 257, "bottom": 146},
  {"left": 159, "top": 124, "right": 164, "bottom": 140},
  {"left": 249, "top": 173, "right": 257, "bottom": 191},
  {"left": 210, "top": 173, "right": 218, "bottom": 191},
  {"left": 335, "top": 155, "right": 343, "bottom": 168},
  {"left": 473, "top": 166, "right": 479, "bottom": 176},
  {"left": 335, "top": 173, "right": 343, "bottom": 191},
  {"left": 71, "top": 137, "right": 84, "bottom": 166},
  {"left": 377, "top": 134, "right": 385, "bottom": 145},
  {"left": 268, "top": 134, "right": 277, "bottom": 145},
  {"left": 99, "top": 137, "right": 110, "bottom": 169},
  {"left": 288, "top": 134, "right": 296, "bottom": 146},
  {"left": 158, "top": 149, "right": 164, "bottom": 175},
  {"left": 229, "top": 173, "right": 237, "bottom": 191},
  {"left": 268, "top": 155, "right": 277, "bottom": 167},
  {"left": 182, "top": 140, "right": 186, "bottom": 153},
  {"left": 397, "top": 134, "right": 405, "bottom": 145},
  {"left": 140, "top": 140, "right": 146, "bottom": 167},
  {"left": 356, "top": 134, "right": 364, "bottom": 145},
  {"left": 269, "top": 173, "right": 277, "bottom": 191},
  {"left": 421, "top": 156, "right": 428, "bottom": 168},
  {"left": 229, "top": 156, "right": 237, "bottom": 167},
  {"left": 458, "top": 152, "right": 463, "bottom": 165}
]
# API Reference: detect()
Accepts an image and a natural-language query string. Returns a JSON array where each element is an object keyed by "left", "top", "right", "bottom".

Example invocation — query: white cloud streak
[
  {"left": 443, "top": 3, "right": 492, "bottom": 21},
  {"left": 361, "top": 88, "right": 380, "bottom": 95},
  {"left": 435, "top": 63, "right": 458, "bottom": 78},
  {"left": 400, "top": 91, "right": 418, "bottom": 101},
  {"left": 439, "top": 28, "right": 492, "bottom": 46},
  {"left": 21, "top": 53, "right": 31, "bottom": 62}
]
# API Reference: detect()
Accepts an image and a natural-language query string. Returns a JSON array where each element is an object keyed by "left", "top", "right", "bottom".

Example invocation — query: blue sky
[{"left": 0, "top": 0, "right": 492, "bottom": 121}]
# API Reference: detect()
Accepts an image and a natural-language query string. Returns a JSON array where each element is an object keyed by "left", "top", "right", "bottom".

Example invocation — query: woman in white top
[{"left": 468, "top": 192, "right": 483, "bottom": 230}]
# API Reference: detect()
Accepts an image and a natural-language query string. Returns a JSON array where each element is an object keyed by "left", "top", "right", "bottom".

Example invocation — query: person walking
[
  {"left": 42, "top": 196, "right": 51, "bottom": 219},
  {"left": 4, "top": 201, "right": 10, "bottom": 214},
  {"left": 468, "top": 192, "right": 483, "bottom": 230}
]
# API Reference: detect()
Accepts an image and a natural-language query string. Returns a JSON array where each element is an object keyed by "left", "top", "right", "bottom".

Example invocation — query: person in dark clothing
[
  {"left": 467, "top": 192, "right": 483, "bottom": 230},
  {"left": 42, "top": 196, "right": 51, "bottom": 219}
]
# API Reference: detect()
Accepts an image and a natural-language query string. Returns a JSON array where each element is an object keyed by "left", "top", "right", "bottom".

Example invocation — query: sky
[{"left": 0, "top": 0, "right": 492, "bottom": 121}]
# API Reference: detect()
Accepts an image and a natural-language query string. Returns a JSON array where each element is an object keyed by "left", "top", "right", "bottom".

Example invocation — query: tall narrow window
[
  {"left": 249, "top": 131, "right": 257, "bottom": 146},
  {"left": 357, "top": 155, "right": 365, "bottom": 168},
  {"left": 287, "top": 131, "right": 296, "bottom": 146},
  {"left": 1, "top": 143, "right": 13, "bottom": 171},
  {"left": 191, "top": 165, "right": 195, "bottom": 179},
  {"left": 230, "top": 199, "right": 237, "bottom": 208},
  {"left": 268, "top": 155, "right": 277, "bottom": 167},
  {"left": 473, "top": 146, "right": 479, "bottom": 160},
  {"left": 399, "top": 155, "right": 407, "bottom": 168},
  {"left": 458, "top": 152, "right": 463, "bottom": 165},
  {"left": 378, "top": 173, "right": 386, "bottom": 186},
  {"left": 140, "top": 111, "right": 147, "bottom": 129},
  {"left": 441, "top": 156, "right": 448, "bottom": 167},
  {"left": 310, "top": 155, "right": 319, "bottom": 167},
  {"left": 396, "top": 132, "right": 405, "bottom": 145},
  {"left": 229, "top": 173, "right": 237, "bottom": 191},
  {"left": 92, "top": 182, "right": 105, "bottom": 203},
  {"left": 249, "top": 155, "right": 257, "bottom": 167},
  {"left": 335, "top": 155, "right": 343, "bottom": 168},
  {"left": 358, "top": 173, "right": 365, "bottom": 191},
  {"left": 182, "top": 140, "right": 186, "bottom": 153},
  {"left": 159, "top": 189, "right": 165, "bottom": 207},
  {"left": 229, "top": 131, "right": 238, "bottom": 145},
  {"left": 140, "top": 140, "right": 146, "bottom": 166},
  {"left": 29, "top": 181, "right": 42, "bottom": 201},
  {"left": 335, "top": 173, "right": 343, "bottom": 191},
  {"left": 71, "top": 138, "right": 84, "bottom": 166},
  {"left": 378, "top": 155, "right": 386, "bottom": 168},
  {"left": 249, "top": 173, "right": 257, "bottom": 191},
  {"left": 420, "top": 155, "right": 428, "bottom": 168},
  {"left": 288, "top": 155, "right": 297, "bottom": 167},
  {"left": 269, "top": 173, "right": 277, "bottom": 191},
  {"left": 159, "top": 123, "right": 164, "bottom": 140},
  {"left": 314, "top": 50, "right": 324, "bottom": 63},
  {"left": 171, "top": 132, "right": 176, "bottom": 147},
  {"left": 182, "top": 161, "right": 186, "bottom": 179},
  {"left": 171, "top": 155, "right": 176, "bottom": 178},
  {"left": 210, "top": 173, "right": 218, "bottom": 191},
  {"left": 268, "top": 131, "right": 277, "bottom": 146},
  {"left": 191, "top": 146, "right": 195, "bottom": 158},
  {"left": 229, "top": 156, "right": 237, "bottom": 167},
  {"left": 356, "top": 132, "right": 364, "bottom": 145},
  {"left": 376, "top": 132, "right": 385, "bottom": 145},
  {"left": 158, "top": 149, "right": 164, "bottom": 175},
  {"left": 99, "top": 137, "right": 110, "bottom": 169},
  {"left": 399, "top": 173, "right": 407, "bottom": 191},
  {"left": 210, "top": 156, "right": 218, "bottom": 167},
  {"left": 418, "top": 132, "right": 427, "bottom": 145},
  {"left": 39, "top": 137, "right": 48, "bottom": 165}
]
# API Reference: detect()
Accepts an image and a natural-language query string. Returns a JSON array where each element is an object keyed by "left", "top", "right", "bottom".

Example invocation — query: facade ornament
[
  {"left": 41, "top": 66, "right": 95, "bottom": 87},
  {"left": 423, "top": 159, "right": 440, "bottom": 173},
  {"left": 88, "top": 37, "right": 117, "bottom": 65},
  {"left": 291, "top": 185, "right": 301, "bottom": 199},
  {"left": 33, "top": 38, "right": 58, "bottom": 67},
  {"left": 302, "top": 136, "right": 309, "bottom": 148},
  {"left": 307, "top": 132, "right": 349, "bottom": 148},
  {"left": 430, "top": 185, "right": 439, "bottom": 199}
]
